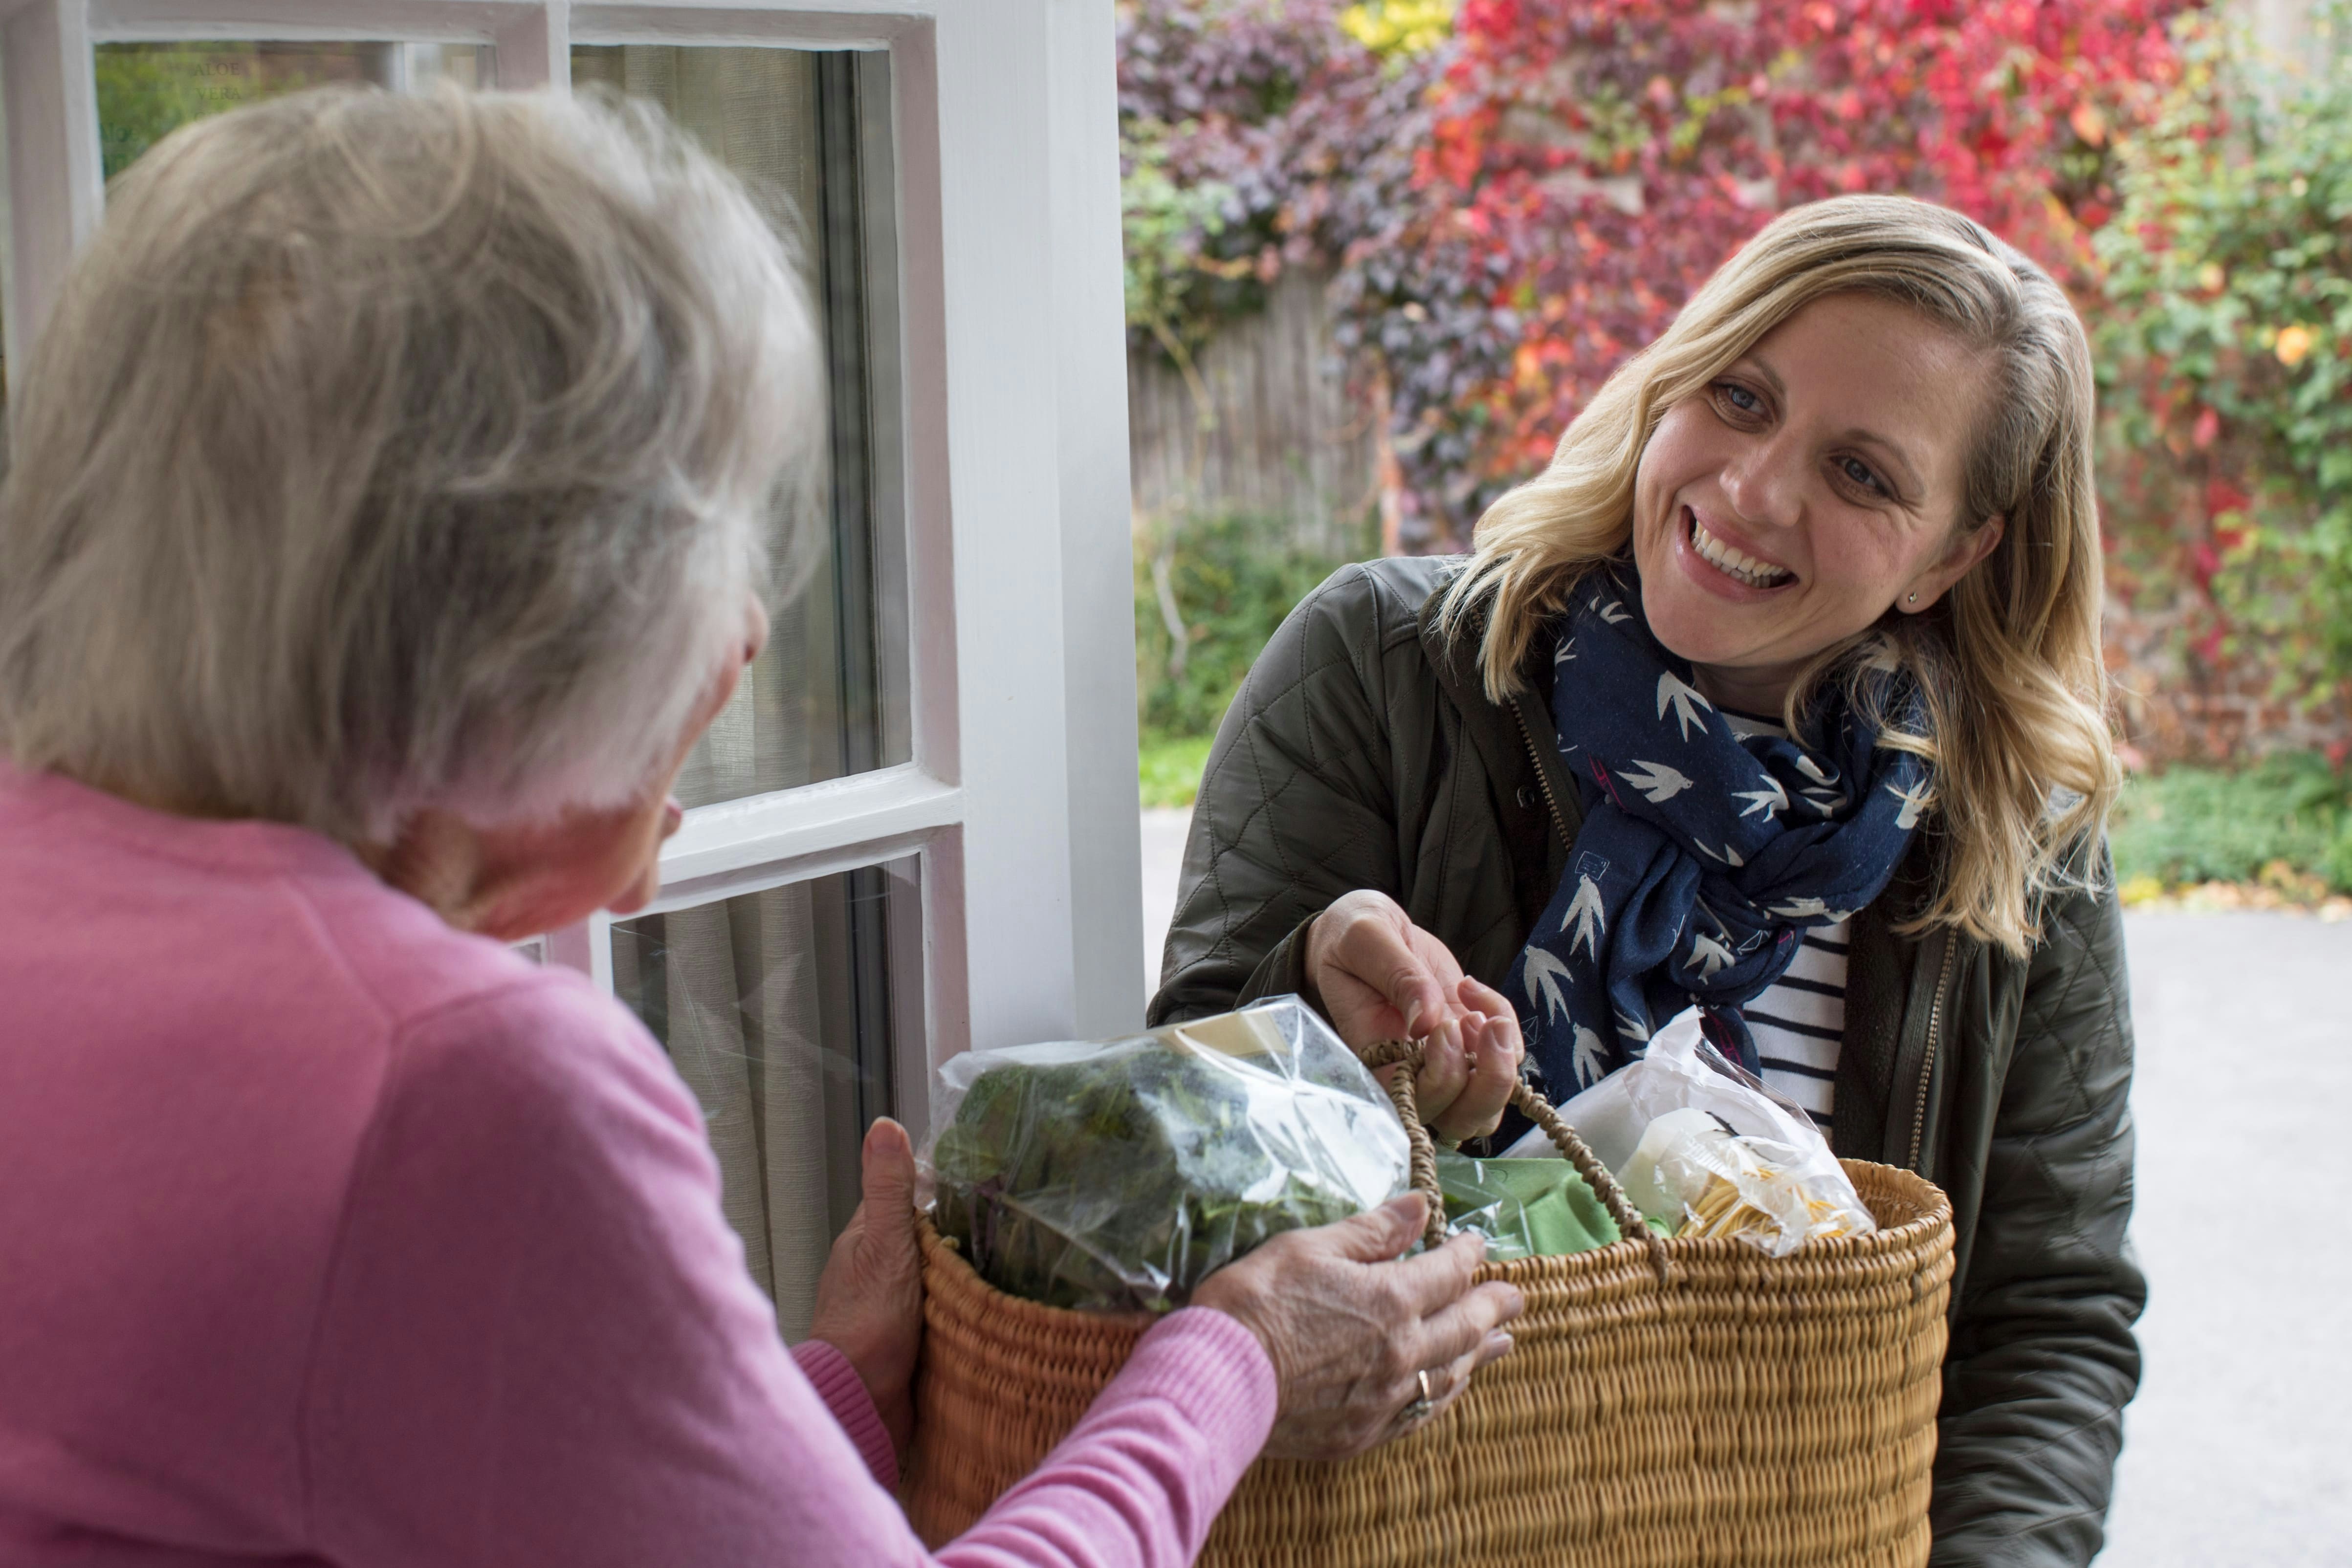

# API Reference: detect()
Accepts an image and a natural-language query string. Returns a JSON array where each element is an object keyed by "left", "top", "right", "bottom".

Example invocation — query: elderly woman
[
  {"left": 1157, "top": 195, "right": 2145, "bottom": 1567},
  {"left": 0, "top": 89, "right": 1523, "bottom": 1566}
]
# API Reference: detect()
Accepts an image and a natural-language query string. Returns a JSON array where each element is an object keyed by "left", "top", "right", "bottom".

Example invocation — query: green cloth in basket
[{"left": 1436, "top": 1152, "right": 1628, "bottom": 1260}]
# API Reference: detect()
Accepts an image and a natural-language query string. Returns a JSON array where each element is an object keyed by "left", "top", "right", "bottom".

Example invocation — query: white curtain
[
  {"left": 612, "top": 890, "right": 833, "bottom": 1339},
  {"left": 588, "top": 44, "right": 844, "bottom": 1340}
]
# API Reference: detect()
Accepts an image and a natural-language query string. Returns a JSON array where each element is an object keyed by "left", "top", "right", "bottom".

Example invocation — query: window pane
[
  {"left": 95, "top": 43, "right": 492, "bottom": 181},
  {"left": 572, "top": 45, "right": 910, "bottom": 806},
  {"left": 81, "top": 38, "right": 484, "bottom": 493},
  {"left": 611, "top": 858, "right": 921, "bottom": 1335},
  {"left": 2, "top": 210, "right": 10, "bottom": 484}
]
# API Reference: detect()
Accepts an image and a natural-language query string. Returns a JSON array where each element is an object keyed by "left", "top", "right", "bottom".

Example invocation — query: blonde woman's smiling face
[{"left": 1630, "top": 291, "right": 2006, "bottom": 715}]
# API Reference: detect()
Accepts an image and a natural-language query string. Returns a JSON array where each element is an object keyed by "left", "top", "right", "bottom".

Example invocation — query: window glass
[
  {"left": 71, "top": 42, "right": 488, "bottom": 480},
  {"left": 1, "top": 179, "right": 9, "bottom": 483},
  {"left": 611, "top": 857, "right": 921, "bottom": 1333},
  {"left": 95, "top": 43, "right": 490, "bottom": 180},
  {"left": 572, "top": 44, "right": 910, "bottom": 807}
]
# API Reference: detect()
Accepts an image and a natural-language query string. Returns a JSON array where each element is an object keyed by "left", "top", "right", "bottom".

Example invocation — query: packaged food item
[
  {"left": 1502, "top": 1010, "right": 1874, "bottom": 1256},
  {"left": 1435, "top": 1152, "right": 1627, "bottom": 1261},
  {"left": 1616, "top": 1108, "right": 1730, "bottom": 1220},
  {"left": 1619, "top": 1110, "right": 1872, "bottom": 1251},
  {"left": 925, "top": 998, "right": 1411, "bottom": 1312}
]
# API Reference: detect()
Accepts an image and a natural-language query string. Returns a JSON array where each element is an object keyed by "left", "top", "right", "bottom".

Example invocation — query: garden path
[{"left": 1137, "top": 807, "right": 2352, "bottom": 1564}]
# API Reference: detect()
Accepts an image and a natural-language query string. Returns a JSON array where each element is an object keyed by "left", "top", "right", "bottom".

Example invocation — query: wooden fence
[{"left": 1126, "top": 268, "right": 1383, "bottom": 560}]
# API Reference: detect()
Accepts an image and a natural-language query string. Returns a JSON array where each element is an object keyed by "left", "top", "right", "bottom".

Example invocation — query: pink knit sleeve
[
  {"left": 939, "top": 1307, "right": 1278, "bottom": 1568},
  {"left": 791, "top": 1340, "right": 899, "bottom": 1489},
  {"left": 303, "top": 975, "right": 1277, "bottom": 1568},
  {"left": 789, "top": 1315, "right": 1278, "bottom": 1561}
]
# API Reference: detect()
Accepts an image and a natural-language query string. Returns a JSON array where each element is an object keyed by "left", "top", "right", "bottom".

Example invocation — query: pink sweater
[{"left": 0, "top": 766, "right": 1276, "bottom": 1567}]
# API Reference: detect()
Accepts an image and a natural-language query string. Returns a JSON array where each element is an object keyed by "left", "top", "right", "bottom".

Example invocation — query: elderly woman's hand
[
  {"left": 1303, "top": 890, "right": 1525, "bottom": 1142},
  {"left": 806, "top": 1118, "right": 924, "bottom": 1456},
  {"left": 1192, "top": 1194, "right": 1521, "bottom": 1459}
]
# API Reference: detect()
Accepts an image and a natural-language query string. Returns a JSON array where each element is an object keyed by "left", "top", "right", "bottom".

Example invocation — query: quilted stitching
[
  {"left": 1149, "top": 560, "right": 2145, "bottom": 1568},
  {"left": 1165, "top": 567, "right": 1410, "bottom": 993}
]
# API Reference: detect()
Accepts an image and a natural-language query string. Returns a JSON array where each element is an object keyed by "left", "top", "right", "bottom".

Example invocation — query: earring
[{"left": 1907, "top": 592, "right": 1918, "bottom": 605}]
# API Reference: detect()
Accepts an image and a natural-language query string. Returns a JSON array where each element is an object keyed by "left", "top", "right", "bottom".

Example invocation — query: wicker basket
[{"left": 904, "top": 1040, "right": 1956, "bottom": 1568}]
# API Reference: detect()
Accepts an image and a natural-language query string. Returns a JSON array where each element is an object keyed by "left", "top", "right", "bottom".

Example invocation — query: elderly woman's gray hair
[{"left": 0, "top": 86, "right": 819, "bottom": 843}]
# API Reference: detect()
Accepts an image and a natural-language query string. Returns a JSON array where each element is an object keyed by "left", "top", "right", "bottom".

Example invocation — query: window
[
  {"left": 95, "top": 42, "right": 490, "bottom": 178},
  {"left": 569, "top": 42, "right": 911, "bottom": 805},
  {"left": 0, "top": 0, "right": 1142, "bottom": 1320},
  {"left": 563, "top": 34, "right": 918, "bottom": 1295},
  {"left": 612, "top": 857, "right": 921, "bottom": 1337}
]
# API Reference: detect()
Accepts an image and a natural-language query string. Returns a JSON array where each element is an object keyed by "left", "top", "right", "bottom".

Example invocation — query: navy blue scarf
[{"left": 1505, "top": 564, "right": 1931, "bottom": 1091}]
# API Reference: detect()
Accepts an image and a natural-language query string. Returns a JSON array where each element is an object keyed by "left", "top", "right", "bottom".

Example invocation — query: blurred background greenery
[
  {"left": 1121, "top": 0, "right": 2352, "bottom": 912},
  {"left": 1134, "top": 510, "right": 2352, "bottom": 907},
  {"left": 1133, "top": 511, "right": 1362, "bottom": 806},
  {"left": 2110, "top": 754, "right": 2352, "bottom": 904}
]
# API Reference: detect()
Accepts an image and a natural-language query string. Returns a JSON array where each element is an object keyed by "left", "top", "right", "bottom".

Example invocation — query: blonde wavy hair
[{"left": 1441, "top": 194, "right": 2116, "bottom": 956}]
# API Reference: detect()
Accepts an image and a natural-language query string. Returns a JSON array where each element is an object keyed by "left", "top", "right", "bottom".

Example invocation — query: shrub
[
  {"left": 2110, "top": 754, "right": 2352, "bottom": 893},
  {"left": 1139, "top": 733, "right": 1219, "bottom": 809},
  {"left": 2093, "top": 6, "right": 2352, "bottom": 712},
  {"left": 1135, "top": 511, "right": 1362, "bottom": 740}
]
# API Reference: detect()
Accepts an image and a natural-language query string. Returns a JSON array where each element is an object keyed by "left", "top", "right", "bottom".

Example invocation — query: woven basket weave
[{"left": 905, "top": 1041, "right": 1956, "bottom": 1568}]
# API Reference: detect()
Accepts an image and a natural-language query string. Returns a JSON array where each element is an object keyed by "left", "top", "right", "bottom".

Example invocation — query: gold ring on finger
[{"left": 1395, "top": 1367, "right": 1436, "bottom": 1429}]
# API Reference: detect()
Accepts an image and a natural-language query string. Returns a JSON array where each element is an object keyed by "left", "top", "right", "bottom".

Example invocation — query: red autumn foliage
[{"left": 1394, "top": 0, "right": 2191, "bottom": 539}]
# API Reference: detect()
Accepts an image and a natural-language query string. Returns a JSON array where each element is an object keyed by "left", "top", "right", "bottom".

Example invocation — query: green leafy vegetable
[{"left": 931, "top": 1006, "right": 1408, "bottom": 1312}]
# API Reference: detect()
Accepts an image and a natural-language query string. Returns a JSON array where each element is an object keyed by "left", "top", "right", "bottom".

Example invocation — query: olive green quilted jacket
[{"left": 1150, "top": 557, "right": 2145, "bottom": 1568}]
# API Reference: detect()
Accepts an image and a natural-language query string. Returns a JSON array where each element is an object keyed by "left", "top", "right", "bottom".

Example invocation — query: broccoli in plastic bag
[{"left": 925, "top": 998, "right": 1411, "bottom": 1312}]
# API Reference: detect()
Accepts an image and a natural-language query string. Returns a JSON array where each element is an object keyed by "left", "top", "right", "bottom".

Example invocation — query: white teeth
[{"left": 1689, "top": 511, "right": 1791, "bottom": 588}]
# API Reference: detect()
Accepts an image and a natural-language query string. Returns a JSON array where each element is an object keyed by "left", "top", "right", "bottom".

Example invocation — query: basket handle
[{"left": 1362, "top": 1037, "right": 1673, "bottom": 1284}]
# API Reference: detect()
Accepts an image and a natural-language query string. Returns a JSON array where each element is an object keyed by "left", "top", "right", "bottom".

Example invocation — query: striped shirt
[
  {"left": 1718, "top": 707, "right": 1848, "bottom": 1128},
  {"left": 1745, "top": 920, "right": 1847, "bottom": 1128}
]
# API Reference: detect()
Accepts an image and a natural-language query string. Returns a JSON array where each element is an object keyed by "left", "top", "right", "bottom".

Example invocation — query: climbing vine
[
  {"left": 1121, "top": 0, "right": 2352, "bottom": 725},
  {"left": 1118, "top": 0, "right": 2192, "bottom": 546},
  {"left": 2093, "top": 5, "right": 2352, "bottom": 707}
]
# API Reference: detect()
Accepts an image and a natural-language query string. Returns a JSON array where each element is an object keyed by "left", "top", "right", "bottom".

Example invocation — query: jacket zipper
[
  {"left": 1905, "top": 933, "right": 1957, "bottom": 1172},
  {"left": 1511, "top": 697, "right": 1574, "bottom": 846}
]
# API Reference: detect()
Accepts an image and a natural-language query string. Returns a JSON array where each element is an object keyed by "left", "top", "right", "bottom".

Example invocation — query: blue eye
[
  {"left": 1839, "top": 456, "right": 1889, "bottom": 496},
  {"left": 1716, "top": 382, "right": 1762, "bottom": 414}
]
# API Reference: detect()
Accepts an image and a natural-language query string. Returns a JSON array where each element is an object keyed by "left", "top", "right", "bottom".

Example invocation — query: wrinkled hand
[
  {"left": 806, "top": 1118, "right": 924, "bottom": 1457},
  {"left": 1303, "top": 890, "right": 1525, "bottom": 1141},
  {"left": 1191, "top": 1194, "right": 1523, "bottom": 1460}
]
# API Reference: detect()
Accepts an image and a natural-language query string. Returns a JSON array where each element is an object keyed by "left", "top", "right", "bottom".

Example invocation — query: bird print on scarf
[{"left": 1505, "top": 563, "right": 1932, "bottom": 1090}]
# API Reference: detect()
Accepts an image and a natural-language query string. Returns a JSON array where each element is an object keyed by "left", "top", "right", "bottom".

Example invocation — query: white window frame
[{"left": 0, "top": 0, "right": 1147, "bottom": 1124}]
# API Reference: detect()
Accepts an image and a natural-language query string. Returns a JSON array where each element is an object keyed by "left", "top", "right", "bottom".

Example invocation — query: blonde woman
[
  {"left": 1156, "top": 195, "right": 2143, "bottom": 1566},
  {"left": 0, "top": 88, "right": 1523, "bottom": 1566}
]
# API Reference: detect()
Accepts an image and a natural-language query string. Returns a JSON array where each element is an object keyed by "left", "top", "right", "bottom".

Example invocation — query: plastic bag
[
  {"left": 1435, "top": 1152, "right": 1630, "bottom": 1261},
  {"left": 925, "top": 997, "right": 1411, "bottom": 1312},
  {"left": 1500, "top": 1010, "right": 1873, "bottom": 1256}
]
